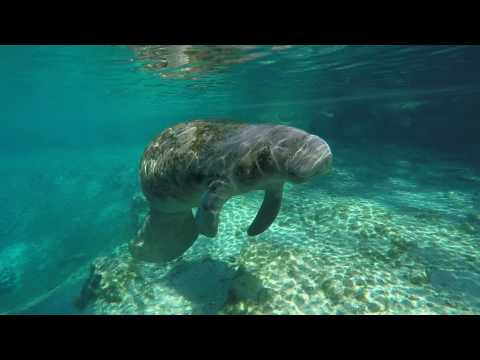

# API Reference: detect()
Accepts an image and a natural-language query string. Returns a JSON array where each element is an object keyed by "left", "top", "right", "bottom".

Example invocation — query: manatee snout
[{"left": 285, "top": 134, "right": 332, "bottom": 183}]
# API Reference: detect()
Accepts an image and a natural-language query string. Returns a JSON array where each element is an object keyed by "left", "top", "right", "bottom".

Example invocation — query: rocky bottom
[{"left": 76, "top": 146, "right": 480, "bottom": 315}]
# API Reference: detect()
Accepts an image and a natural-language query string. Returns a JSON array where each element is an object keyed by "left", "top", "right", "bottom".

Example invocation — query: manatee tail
[{"left": 129, "top": 208, "right": 199, "bottom": 263}]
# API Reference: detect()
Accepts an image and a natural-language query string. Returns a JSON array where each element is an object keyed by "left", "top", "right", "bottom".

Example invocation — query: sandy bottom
[{"left": 79, "top": 144, "right": 480, "bottom": 315}]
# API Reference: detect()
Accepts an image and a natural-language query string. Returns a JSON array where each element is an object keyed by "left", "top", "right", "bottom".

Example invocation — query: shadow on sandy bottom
[{"left": 162, "top": 258, "right": 237, "bottom": 314}]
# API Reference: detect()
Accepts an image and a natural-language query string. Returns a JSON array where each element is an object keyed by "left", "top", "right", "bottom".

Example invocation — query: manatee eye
[
  {"left": 286, "top": 168, "right": 297, "bottom": 178},
  {"left": 192, "top": 172, "right": 205, "bottom": 184},
  {"left": 234, "top": 163, "right": 247, "bottom": 179},
  {"left": 256, "top": 147, "right": 275, "bottom": 174}
]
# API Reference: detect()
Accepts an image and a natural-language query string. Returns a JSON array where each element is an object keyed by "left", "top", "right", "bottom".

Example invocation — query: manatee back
[{"left": 139, "top": 120, "right": 247, "bottom": 202}]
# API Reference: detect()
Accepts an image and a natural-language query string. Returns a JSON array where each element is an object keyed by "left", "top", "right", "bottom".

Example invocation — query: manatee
[{"left": 129, "top": 120, "right": 332, "bottom": 263}]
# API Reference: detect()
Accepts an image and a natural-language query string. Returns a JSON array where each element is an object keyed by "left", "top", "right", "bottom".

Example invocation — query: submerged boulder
[
  {"left": 75, "top": 245, "right": 240, "bottom": 314},
  {"left": 74, "top": 257, "right": 131, "bottom": 310}
]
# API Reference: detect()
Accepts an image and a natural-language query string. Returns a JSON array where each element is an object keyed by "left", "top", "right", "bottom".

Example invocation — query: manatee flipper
[
  {"left": 129, "top": 208, "right": 199, "bottom": 263},
  {"left": 247, "top": 184, "right": 284, "bottom": 236},
  {"left": 195, "top": 180, "right": 233, "bottom": 238}
]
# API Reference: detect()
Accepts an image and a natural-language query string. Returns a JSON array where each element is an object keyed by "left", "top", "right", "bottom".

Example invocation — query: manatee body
[{"left": 129, "top": 120, "right": 332, "bottom": 263}]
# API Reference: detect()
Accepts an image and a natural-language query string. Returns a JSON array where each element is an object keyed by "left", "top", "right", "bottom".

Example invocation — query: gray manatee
[{"left": 129, "top": 120, "right": 332, "bottom": 263}]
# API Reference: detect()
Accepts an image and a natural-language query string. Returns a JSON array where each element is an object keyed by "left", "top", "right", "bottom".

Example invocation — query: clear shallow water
[{"left": 1, "top": 45, "right": 479, "bottom": 314}]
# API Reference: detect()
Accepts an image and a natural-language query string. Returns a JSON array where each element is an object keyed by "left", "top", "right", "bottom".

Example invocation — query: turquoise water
[{"left": 1, "top": 45, "right": 480, "bottom": 314}]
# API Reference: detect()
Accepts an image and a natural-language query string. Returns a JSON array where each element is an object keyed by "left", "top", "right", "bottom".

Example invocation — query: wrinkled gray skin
[{"left": 129, "top": 120, "right": 332, "bottom": 263}]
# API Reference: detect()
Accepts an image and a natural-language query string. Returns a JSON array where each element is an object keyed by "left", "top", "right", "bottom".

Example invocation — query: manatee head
[{"left": 270, "top": 126, "right": 332, "bottom": 184}]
